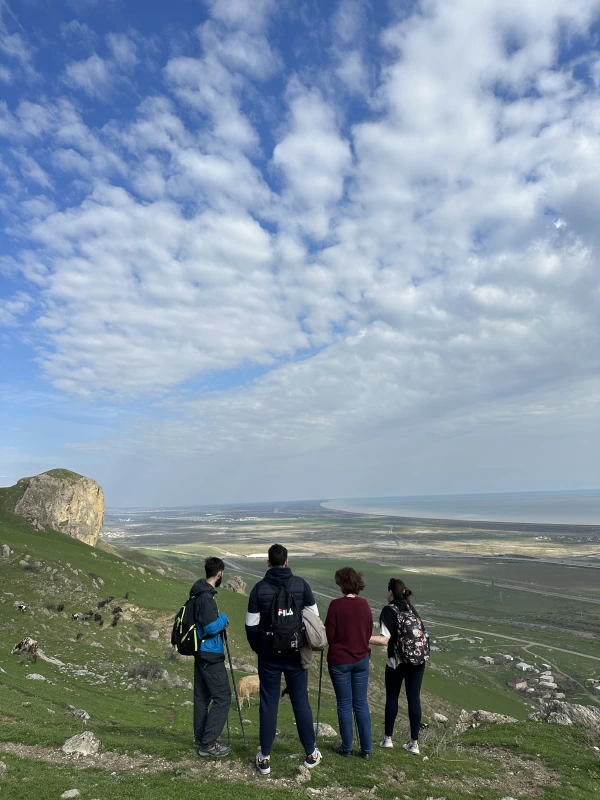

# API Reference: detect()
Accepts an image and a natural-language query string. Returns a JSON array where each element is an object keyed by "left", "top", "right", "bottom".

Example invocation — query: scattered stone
[
  {"left": 134, "top": 648, "right": 147, "bottom": 655},
  {"left": 1, "top": 545, "right": 12, "bottom": 558},
  {"left": 155, "top": 568, "right": 165, "bottom": 576},
  {"left": 181, "top": 701, "right": 193, "bottom": 706},
  {"left": 68, "top": 706, "right": 91, "bottom": 724},
  {"left": 62, "top": 731, "right": 101, "bottom": 756},
  {"left": 313, "top": 722, "right": 337, "bottom": 738},
  {"left": 148, "top": 630, "right": 160, "bottom": 641},
  {"left": 19, "top": 560, "right": 29, "bottom": 569},
  {"left": 296, "top": 765, "right": 311, "bottom": 784},
  {"left": 432, "top": 712, "right": 448, "bottom": 723},
  {"left": 37, "top": 650, "right": 65, "bottom": 667},
  {"left": 0, "top": 760, "right": 7, "bottom": 777},
  {"left": 138, "top": 567, "right": 145, "bottom": 575},
  {"left": 89, "top": 641, "right": 104, "bottom": 648},
  {"left": 60, "top": 790, "right": 81, "bottom": 799},
  {"left": 25, "top": 673, "right": 47, "bottom": 681}
]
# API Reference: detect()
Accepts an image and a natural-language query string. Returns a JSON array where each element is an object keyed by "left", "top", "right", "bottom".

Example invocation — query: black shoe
[
  {"left": 197, "top": 740, "right": 231, "bottom": 758},
  {"left": 332, "top": 743, "right": 352, "bottom": 757},
  {"left": 359, "top": 750, "right": 372, "bottom": 760}
]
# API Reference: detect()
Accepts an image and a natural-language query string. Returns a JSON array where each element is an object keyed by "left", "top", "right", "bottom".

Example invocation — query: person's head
[
  {"left": 205, "top": 556, "right": 225, "bottom": 587},
  {"left": 334, "top": 566, "right": 365, "bottom": 595},
  {"left": 267, "top": 543, "right": 288, "bottom": 568},
  {"left": 387, "top": 577, "right": 414, "bottom": 607}
]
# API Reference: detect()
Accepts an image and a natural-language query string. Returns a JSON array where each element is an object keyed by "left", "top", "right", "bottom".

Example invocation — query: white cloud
[
  {"left": 0, "top": 291, "right": 31, "bottom": 326},
  {"left": 63, "top": 53, "right": 113, "bottom": 99}
]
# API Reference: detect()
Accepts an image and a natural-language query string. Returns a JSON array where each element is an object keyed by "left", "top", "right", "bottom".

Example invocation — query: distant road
[{"left": 449, "top": 575, "right": 600, "bottom": 604}]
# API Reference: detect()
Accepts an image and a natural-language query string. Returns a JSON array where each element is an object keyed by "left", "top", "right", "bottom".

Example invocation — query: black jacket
[
  {"left": 245, "top": 567, "right": 317, "bottom": 657},
  {"left": 190, "top": 578, "right": 228, "bottom": 661}
]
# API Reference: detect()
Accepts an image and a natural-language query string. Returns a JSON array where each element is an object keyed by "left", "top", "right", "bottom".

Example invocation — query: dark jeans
[
  {"left": 258, "top": 653, "right": 315, "bottom": 757},
  {"left": 194, "top": 656, "right": 232, "bottom": 747},
  {"left": 328, "top": 655, "right": 372, "bottom": 753},
  {"left": 385, "top": 663, "right": 425, "bottom": 740}
]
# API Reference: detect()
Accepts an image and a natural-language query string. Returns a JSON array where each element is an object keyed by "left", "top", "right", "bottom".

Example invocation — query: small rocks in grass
[
  {"left": 60, "top": 790, "right": 81, "bottom": 799},
  {"left": 26, "top": 673, "right": 47, "bottom": 681},
  {"left": 296, "top": 765, "right": 311, "bottom": 784},
  {"left": 62, "top": 731, "right": 100, "bottom": 756},
  {"left": 0, "top": 760, "right": 7, "bottom": 777}
]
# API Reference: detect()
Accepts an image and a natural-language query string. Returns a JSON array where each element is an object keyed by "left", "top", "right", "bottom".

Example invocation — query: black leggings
[{"left": 384, "top": 663, "right": 425, "bottom": 740}]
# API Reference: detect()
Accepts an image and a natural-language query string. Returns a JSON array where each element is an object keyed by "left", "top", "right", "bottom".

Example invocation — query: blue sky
[{"left": 1, "top": 0, "right": 600, "bottom": 506}]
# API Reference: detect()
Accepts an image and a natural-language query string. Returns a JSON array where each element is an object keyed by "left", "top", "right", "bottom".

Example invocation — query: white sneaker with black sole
[
  {"left": 255, "top": 752, "right": 271, "bottom": 776},
  {"left": 304, "top": 748, "right": 322, "bottom": 769},
  {"left": 402, "top": 740, "right": 420, "bottom": 755},
  {"left": 379, "top": 736, "right": 393, "bottom": 748}
]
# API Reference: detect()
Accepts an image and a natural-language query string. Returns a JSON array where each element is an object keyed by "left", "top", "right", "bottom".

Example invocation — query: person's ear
[{"left": 284, "top": 560, "right": 289, "bottom": 567}]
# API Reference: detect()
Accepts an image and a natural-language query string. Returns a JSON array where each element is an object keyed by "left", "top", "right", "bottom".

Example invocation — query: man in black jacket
[
  {"left": 245, "top": 543, "right": 321, "bottom": 776},
  {"left": 191, "top": 556, "right": 231, "bottom": 757}
]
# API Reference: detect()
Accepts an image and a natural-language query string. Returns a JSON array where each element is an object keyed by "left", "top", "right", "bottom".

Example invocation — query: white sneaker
[
  {"left": 304, "top": 748, "right": 322, "bottom": 769},
  {"left": 255, "top": 752, "right": 271, "bottom": 775},
  {"left": 379, "top": 735, "right": 393, "bottom": 748},
  {"left": 402, "top": 740, "right": 420, "bottom": 755}
]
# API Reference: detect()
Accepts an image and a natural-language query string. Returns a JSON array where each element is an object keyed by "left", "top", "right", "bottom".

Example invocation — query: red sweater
[{"left": 325, "top": 596, "right": 373, "bottom": 665}]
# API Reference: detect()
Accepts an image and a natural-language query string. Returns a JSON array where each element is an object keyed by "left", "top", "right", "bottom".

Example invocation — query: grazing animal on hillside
[
  {"left": 82, "top": 610, "right": 94, "bottom": 621},
  {"left": 97, "top": 596, "right": 114, "bottom": 610},
  {"left": 16, "top": 602, "right": 27, "bottom": 613},
  {"left": 76, "top": 633, "right": 84, "bottom": 641},
  {"left": 112, "top": 606, "right": 122, "bottom": 615},
  {"left": 57, "top": 604, "right": 65, "bottom": 612},
  {"left": 71, "top": 613, "right": 83, "bottom": 621},
  {"left": 99, "top": 619, "right": 104, "bottom": 627},
  {"left": 125, "top": 592, "right": 129, "bottom": 600},
  {"left": 111, "top": 614, "right": 120, "bottom": 628},
  {"left": 11, "top": 637, "right": 38, "bottom": 662},
  {"left": 94, "top": 613, "right": 102, "bottom": 622},
  {"left": 237, "top": 675, "right": 260, "bottom": 707}
]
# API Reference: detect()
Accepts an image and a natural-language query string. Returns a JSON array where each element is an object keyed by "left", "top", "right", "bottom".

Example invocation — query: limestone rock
[
  {"left": 62, "top": 731, "right": 100, "bottom": 756},
  {"left": 313, "top": 722, "right": 337, "bottom": 738},
  {"left": 13, "top": 469, "right": 104, "bottom": 547},
  {"left": 25, "top": 673, "right": 47, "bottom": 681},
  {"left": 528, "top": 700, "right": 600, "bottom": 730},
  {"left": 0, "top": 760, "right": 7, "bottom": 777},
  {"left": 224, "top": 575, "right": 247, "bottom": 594},
  {"left": 1, "top": 544, "right": 12, "bottom": 558},
  {"left": 454, "top": 709, "right": 517, "bottom": 735},
  {"left": 61, "top": 791, "right": 81, "bottom": 799}
]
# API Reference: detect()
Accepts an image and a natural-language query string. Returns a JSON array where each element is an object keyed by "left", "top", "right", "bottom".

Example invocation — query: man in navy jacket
[
  {"left": 192, "top": 556, "right": 231, "bottom": 757},
  {"left": 245, "top": 543, "right": 321, "bottom": 775}
]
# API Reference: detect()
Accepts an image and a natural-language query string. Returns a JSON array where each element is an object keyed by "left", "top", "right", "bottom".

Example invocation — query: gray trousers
[{"left": 193, "top": 656, "right": 232, "bottom": 747}]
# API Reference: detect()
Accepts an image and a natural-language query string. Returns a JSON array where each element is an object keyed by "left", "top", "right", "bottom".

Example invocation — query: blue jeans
[
  {"left": 258, "top": 654, "right": 315, "bottom": 757},
  {"left": 328, "top": 656, "right": 372, "bottom": 753}
]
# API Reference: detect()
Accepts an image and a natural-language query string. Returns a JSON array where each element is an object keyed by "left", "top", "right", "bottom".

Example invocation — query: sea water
[{"left": 322, "top": 490, "right": 600, "bottom": 525}]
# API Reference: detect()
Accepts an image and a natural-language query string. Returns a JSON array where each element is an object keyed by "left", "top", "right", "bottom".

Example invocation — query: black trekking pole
[
  {"left": 224, "top": 630, "right": 247, "bottom": 747},
  {"left": 315, "top": 650, "right": 324, "bottom": 746}
]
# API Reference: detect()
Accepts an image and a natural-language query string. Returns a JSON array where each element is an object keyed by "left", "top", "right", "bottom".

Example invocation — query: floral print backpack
[{"left": 392, "top": 605, "right": 430, "bottom": 666}]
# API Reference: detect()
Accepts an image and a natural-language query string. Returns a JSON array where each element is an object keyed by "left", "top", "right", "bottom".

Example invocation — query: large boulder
[
  {"left": 454, "top": 709, "right": 518, "bottom": 735},
  {"left": 224, "top": 575, "right": 246, "bottom": 594},
  {"left": 62, "top": 731, "right": 100, "bottom": 756},
  {"left": 13, "top": 470, "right": 104, "bottom": 547}
]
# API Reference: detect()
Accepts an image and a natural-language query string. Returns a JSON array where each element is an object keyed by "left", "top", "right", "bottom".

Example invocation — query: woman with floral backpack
[{"left": 369, "top": 578, "right": 429, "bottom": 755}]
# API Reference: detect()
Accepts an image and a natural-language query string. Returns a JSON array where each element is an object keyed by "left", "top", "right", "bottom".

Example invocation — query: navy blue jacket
[
  {"left": 245, "top": 567, "right": 318, "bottom": 657},
  {"left": 191, "top": 578, "right": 228, "bottom": 661}
]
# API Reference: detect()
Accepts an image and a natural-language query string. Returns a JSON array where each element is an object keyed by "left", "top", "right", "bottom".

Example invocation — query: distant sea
[{"left": 322, "top": 490, "right": 600, "bottom": 525}]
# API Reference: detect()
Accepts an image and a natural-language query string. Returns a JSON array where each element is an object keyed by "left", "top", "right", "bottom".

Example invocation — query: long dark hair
[{"left": 388, "top": 577, "right": 417, "bottom": 613}]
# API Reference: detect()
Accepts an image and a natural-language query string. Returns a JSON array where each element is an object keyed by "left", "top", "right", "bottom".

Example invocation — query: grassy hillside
[{"left": 1, "top": 489, "right": 599, "bottom": 799}]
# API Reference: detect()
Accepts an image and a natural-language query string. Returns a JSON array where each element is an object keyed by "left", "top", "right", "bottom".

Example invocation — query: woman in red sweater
[{"left": 325, "top": 567, "right": 373, "bottom": 758}]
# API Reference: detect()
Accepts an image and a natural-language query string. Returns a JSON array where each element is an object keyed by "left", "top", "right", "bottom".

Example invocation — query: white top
[{"left": 379, "top": 620, "right": 397, "bottom": 668}]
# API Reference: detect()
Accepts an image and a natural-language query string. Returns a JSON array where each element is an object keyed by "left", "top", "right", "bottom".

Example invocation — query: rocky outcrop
[
  {"left": 528, "top": 700, "right": 600, "bottom": 730},
  {"left": 224, "top": 575, "right": 246, "bottom": 594},
  {"left": 454, "top": 709, "right": 518, "bottom": 734},
  {"left": 13, "top": 469, "right": 104, "bottom": 547},
  {"left": 62, "top": 731, "right": 100, "bottom": 756}
]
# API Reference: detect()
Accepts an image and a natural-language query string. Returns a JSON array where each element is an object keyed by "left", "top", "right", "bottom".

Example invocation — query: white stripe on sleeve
[
  {"left": 380, "top": 621, "right": 391, "bottom": 639},
  {"left": 245, "top": 611, "right": 261, "bottom": 626},
  {"left": 305, "top": 603, "right": 319, "bottom": 617}
]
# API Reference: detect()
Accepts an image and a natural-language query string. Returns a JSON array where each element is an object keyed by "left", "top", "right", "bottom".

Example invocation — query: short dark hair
[
  {"left": 205, "top": 556, "right": 225, "bottom": 579},
  {"left": 268, "top": 543, "right": 288, "bottom": 568},
  {"left": 335, "top": 566, "right": 365, "bottom": 595}
]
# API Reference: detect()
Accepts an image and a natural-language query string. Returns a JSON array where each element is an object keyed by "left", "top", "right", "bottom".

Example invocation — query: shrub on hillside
[{"left": 127, "top": 661, "right": 165, "bottom": 680}]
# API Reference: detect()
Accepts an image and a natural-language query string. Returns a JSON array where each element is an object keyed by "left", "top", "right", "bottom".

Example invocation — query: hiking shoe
[
  {"left": 402, "top": 740, "right": 420, "bottom": 755},
  {"left": 197, "top": 740, "right": 231, "bottom": 758},
  {"left": 332, "top": 743, "right": 352, "bottom": 757},
  {"left": 359, "top": 750, "right": 372, "bottom": 760},
  {"left": 304, "top": 748, "right": 322, "bottom": 769},
  {"left": 255, "top": 752, "right": 271, "bottom": 776},
  {"left": 379, "top": 735, "right": 393, "bottom": 748}
]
